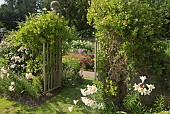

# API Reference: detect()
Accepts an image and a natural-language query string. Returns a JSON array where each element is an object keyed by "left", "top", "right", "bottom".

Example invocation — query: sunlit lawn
[{"left": 0, "top": 78, "right": 93, "bottom": 114}]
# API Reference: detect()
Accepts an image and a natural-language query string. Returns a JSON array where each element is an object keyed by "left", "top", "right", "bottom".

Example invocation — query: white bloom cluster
[
  {"left": 9, "top": 82, "right": 15, "bottom": 91},
  {"left": 80, "top": 85, "right": 98, "bottom": 96},
  {"left": 11, "top": 56, "right": 24, "bottom": 63},
  {"left": 68, "top": 84, "right": 104, "bottom": 112},
  {"left": 80, "top": 85, "right": 104, "bottom": 110},
  {"left": 133, "top": 76, "right": 155, "bottom": 95},
  {"left": 0, "top": 67, "right": 9, "bottom": 79},
  {"left": 81, "top": 97, "right": 104, "bottom": 109},
  {"left": 25, "top": 73, "right": 33, "bottom": 79},
  {"left": 17, "top": 46, "right": 25, "bottom": 52}
]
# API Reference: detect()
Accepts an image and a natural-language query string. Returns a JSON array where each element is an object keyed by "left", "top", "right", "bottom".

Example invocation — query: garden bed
[{"left": 0, "top": 87, "right": 62, "bottom": 108}]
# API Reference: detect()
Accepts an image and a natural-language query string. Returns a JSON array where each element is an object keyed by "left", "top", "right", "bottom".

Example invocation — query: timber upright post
[
  {"left": 43, "top": 1, "right": 62, "bottom": 94},
  {"left": 50, "top": 0, "right": 62, "bottom": 91}
]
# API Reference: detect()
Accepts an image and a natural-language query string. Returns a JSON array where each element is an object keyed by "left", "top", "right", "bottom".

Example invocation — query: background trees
[
  {"left": 0, "top": 0, "right": 37, "bottom": 30},
  {"left": 0, "top": 0, "right": 94, "bottom": 39}
]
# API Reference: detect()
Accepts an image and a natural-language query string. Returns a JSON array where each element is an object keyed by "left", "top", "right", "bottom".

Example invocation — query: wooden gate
[
  {"left": 43, "top": 1, "right": 62, "bottom": 93},
  {"left": 43, "top": 38, "right": 62, "bottom": 93}
]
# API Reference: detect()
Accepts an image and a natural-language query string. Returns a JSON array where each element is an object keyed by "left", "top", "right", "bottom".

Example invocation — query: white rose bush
[{"left": 0, "top": 39, "right": 42, "bottom": 98}]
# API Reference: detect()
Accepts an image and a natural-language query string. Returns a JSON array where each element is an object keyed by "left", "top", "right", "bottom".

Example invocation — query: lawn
[{"left": 0, "top": 78, "right": 93, "bottom": 114}]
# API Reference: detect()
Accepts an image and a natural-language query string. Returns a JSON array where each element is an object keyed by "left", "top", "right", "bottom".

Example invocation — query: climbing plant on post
[
  {"left": 87, "top": 0, "right": 168, "bottom": 109},
  {"left": 13, "top": 8, "right": 75, "bottom": 94}
]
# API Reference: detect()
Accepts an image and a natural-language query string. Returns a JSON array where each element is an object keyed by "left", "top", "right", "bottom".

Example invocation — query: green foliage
[
  {"left": 0, "top": 12, "right": 76, "bottom": 98},
  {"left": 80, "top": 54, "right": 94, "bottom": 71},
  {"left": 0, "top": 0, "right": 37, "bottom": 30},
  {"left": 62, "top": 58, "right": 83, "bottom": 87},
  {"left": 153, "top": 95, "right": 166, "bottom": 112},
  {"left": 40, "top": 0, "right": 95, "bottom": 38},
  {"left": 87, "top": 0, "right": 169, "bottom": 109},
  {"left": 123, "top": 91, "right": 149, "bottom": 114},
  {"left": 70, "top": 40, "right": 94, "bottom": 54}
]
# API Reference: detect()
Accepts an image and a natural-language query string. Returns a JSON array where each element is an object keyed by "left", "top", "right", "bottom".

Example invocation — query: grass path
[{"left": 0, "top": 78, "right": 93, "bottom": 114}]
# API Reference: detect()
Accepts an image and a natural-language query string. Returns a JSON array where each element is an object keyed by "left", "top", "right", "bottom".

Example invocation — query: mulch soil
[{"left": 0, "top": 87, "right": 62, "bottom": 108}]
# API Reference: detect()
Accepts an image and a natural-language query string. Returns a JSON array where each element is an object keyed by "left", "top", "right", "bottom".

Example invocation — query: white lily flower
[
  {"left": 144, "top": 89, "right": 151, "bottom": 95},
  {"left": 146, "top": 84, "right": 155, "bottom": 91},
  {"left": 140, "top": 76, "right": 147, "bottom": 84},
  {"left": 26, "top": 73, "right": 33, "bottom": 79},
  {"left": 80, "top": 88, "right": 87, "bottom": 96},
  {"left": 133, "top": 83, "right": 140, "bottom": 91},
  {"left": 138, "top": 87, "right": 146, "bottom": 95},
  {"left": 68, "top": 106, "right": 73, "bottom": 112},
  {"left": 9, "top": 85, "right": 15, "bottom": 91},
  {"left": 11, "top": 82, "right": 15, "bottom": 86},
  {"left": 73, "top": 100, "right": 79, "bottom": 105}
]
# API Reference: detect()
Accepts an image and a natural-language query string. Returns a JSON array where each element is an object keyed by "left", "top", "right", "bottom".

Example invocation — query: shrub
[
  {"left": 80, "top": 54, "right": 94, "bottom": 71},
  {"left": 62, "top": 58, "right": 83, "bottom": 87},
  {"left": 0, "top": 11, "right": 76, "bottom": 98},
  {"left": 87, "top": 0, "right": 169, "bottom": 107},
  {"left": 70, "top": 40, "right": 94, "bottom": 54}
]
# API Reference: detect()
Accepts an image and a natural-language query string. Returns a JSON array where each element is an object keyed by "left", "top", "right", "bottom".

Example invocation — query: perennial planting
[
  {"left": 68, "top": 84, "right": 104, "bottom": 112},
  {"left": 133, "top": 76, "right": 155, "bottom": 95}
]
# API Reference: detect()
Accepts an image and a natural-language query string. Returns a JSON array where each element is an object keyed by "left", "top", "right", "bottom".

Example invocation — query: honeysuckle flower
[
  {"left": 133, "top": 83, "right": 140, "bottom": 91},
  {"left": 140, "top": 76, "right": 146, "bottom": 84},
  {"left": 68, "top": 106, "right": 73, "bottom": 112},
  {"left": 73, "top": 100, "right": 79, "bottom": 105},
  {"left": 26, "top": 73, "right": 33, "bottom": 79},
  {"left": 146, "top": 84, "right": 155, "bottom": 91},
  {"left": 11, "top": 82, "right": 15, "bottom": 86},
  {"left": 9, "top": 85, "right": 15, "bottom": 91},
  {"left": 138, "top": 87, "right": 146, "bottom": 95},
  {"left": 11, "top": 56, "right": 15, "bottom": 61}
]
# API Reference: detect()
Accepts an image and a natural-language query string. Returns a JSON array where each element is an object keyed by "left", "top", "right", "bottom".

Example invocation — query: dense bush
[
  {"left": 62, "top": 58, "right": 83, "bottom": 87},
  {"left": 70, "top": 40, "right": 94, "bottom": 54},
  {"left": 80, "top": 54, "right": 94, "bottom": 71},
  {"left": 87, "top": 0, "right": 169, "bottom": 111},
  {"left": 0, "top": 12, "right": 76, "bottom": 98}
]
